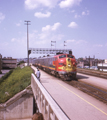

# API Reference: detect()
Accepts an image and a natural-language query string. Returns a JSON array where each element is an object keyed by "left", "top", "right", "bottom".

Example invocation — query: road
[{"left": 39, "top": 70, "right": 107, "bottom": 120}]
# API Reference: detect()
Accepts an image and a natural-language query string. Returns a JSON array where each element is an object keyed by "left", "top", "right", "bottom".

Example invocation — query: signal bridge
[{"left": 29, "top": 48, "right": 72, "bottom": 55}]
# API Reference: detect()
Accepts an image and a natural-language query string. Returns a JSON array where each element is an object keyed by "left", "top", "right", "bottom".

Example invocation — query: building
[
  {"left": 97, "top": 59, "right": 107, "bottom": 71},
  {"left": 2, "top": 57, "right": 17, "bottom": 69},
  {"left": 77, "top": 56, "right": 104, "bottom": 68}
]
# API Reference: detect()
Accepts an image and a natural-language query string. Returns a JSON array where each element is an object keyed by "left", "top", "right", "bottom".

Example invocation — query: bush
[
  {"left": 17, "top": 60, "right": 25, "bottom": 66},
  {"left": 0, "top": 70, "right": 13, "bottom": 84}
]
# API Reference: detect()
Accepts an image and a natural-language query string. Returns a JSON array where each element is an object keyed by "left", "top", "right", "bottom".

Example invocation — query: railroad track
[
  {"left": 64, "top": 80, "right": 107, "bottom": 104},
  {"left": 77, "top": 68, "right": 107, "bottom": 79}
]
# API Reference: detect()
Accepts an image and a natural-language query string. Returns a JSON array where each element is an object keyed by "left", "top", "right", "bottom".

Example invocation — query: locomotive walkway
[{"left": 32, "top": 66, "right": 107, "bottom": 120}]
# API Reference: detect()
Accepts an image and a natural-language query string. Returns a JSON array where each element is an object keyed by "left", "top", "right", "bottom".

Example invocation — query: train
[{"left": 34, "top": 52, "right": 77, "bottom": 80}]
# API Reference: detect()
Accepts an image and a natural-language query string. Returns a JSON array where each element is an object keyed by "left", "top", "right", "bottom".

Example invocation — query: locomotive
[{"left": 35, "top": 52, "right": 77, "bottom": 80}]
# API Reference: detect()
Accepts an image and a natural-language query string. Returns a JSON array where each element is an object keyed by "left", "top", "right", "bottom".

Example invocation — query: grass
[{"left": 0, "top": 66, "right": 33, "bottom": 104}]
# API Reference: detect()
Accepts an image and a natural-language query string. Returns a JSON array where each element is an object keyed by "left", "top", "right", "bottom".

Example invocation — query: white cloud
[
  {"left": 93, "top": 44, "right": 103, "bottom": 47},
  {"left": 74, "top": 14, "right": 81, "bottom": 18},
  {"left": 25, "top": 0, "right": 59, "bottom": 9},
  {"left": 11, "top": 38, "right": 16, "bottom": 42},
  {"left": 66, "top": 39, "right": 87, "bottom": 44},
  {"left": 67, "top": 39, "right": 76, "bottom": 43},
  {"left": 82, "top": 10, "right": 89, "bottom": 16},
  {"left": 34, "top": 11, "right": 51, "bottom": 18},
  {"left": 76, "top": 40, "right": 87, "bottom": 44},
  {"left": 68, "top": 22, "right": 78, "bottom": 28},
  {"left": 59, "top": 0, "right": 82, "bottom": 8},
  {"left": 71, "top": 10, "right": 75, "bottom": 13},
  {"left": 0, "top": 12, "right": 5, "bottom": 23},
  {"left": 42, "top": 22, "right": 61, "bottom": 32},
  {"left": 52, "top": 22, "right": 61, "bottom": 31},
  {"left": 42, "top": 25, "right": 51, "bottom": 32},
  {"left": 16, "top": 20, "right": 22, "bottom": 27},
  {"left": 16, "top": 23, "right": 21, "bottom": 26},
  {"left": 82, "top": 11, "right": 85, "bottom": 15}
]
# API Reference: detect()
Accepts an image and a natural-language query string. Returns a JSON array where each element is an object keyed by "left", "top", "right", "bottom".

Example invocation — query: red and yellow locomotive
[{"left": 35, "top": 52, "right": 77, "bottom": 80}]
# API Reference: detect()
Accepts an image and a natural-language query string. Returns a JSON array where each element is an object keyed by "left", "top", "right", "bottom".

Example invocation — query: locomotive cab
[{"left": 56, "top": 54, "right": 77, "bottom": 80}]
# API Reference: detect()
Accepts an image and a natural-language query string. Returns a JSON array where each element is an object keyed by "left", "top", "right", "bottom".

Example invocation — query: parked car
[
  {"left": 90, "top": 66, "right": 98, "bottom": 70},
  {"left": 84, "top": 66, "right": 89, "bottom": 69}
]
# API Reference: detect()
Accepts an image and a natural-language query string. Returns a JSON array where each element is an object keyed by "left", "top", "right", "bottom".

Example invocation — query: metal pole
[
  {"left": 24, "top": 21, "right": 31, "bottom": 66},
  {"left": 64, "top": 41, "right": 67, "bottom": 49},
  {"left": 89, "top": 56, "right": 90, "bottom": 68}
]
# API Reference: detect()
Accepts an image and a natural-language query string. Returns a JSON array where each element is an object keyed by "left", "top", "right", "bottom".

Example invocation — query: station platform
[{"left": 32, "top": 66, "right": 107, "bottom": 120}]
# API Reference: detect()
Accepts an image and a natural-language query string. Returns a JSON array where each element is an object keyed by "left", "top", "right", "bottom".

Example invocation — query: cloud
[
  {"left": 0, "top": 12, "right": 5, "bottom": 23},
  {"left": 34, "top": 11, "right": 51, "bottom": 18},
  {"left": 42, "top": 22, "right": 61, "bottom": 32},
  {"left": 68, "top": 22, "right": 78, "bottom": 28},
  {"left": 74, "top": 14, "right": 81, "bottom": 18},
  {"left": 52, "top": 22, "right": 61, "bottom": 31},
  {"left": 25, "top": 0, "right": 59, "bottom": 9},
  {"left": 76, "top": 40, "right": 87, "bottom": 44},
  {"left": 59, "top": 0, "right": 82, "bottom": 8},
  {"left": 66, "top": 39, "right": 87, "bottom": 45},
  {"left": 15, "top": 20, "right": 22, "bottom": 27},
  {"left": 93, "top": 44, "right": 103, "bottom": 47},
  {"left": 67, "top": 39, "right": 76, "bottom": 43},
  {"left": 82, "top": 10, "right": 89, "bottom": 16},
  {"left": 71, "top": 10, "right": 75, "bottom": 13},
  {"left": 16, "top": 23, "right": 21, "bottom": 26},
  {"left": 11, "top": 38, "right": 16, "bottom": 42}
]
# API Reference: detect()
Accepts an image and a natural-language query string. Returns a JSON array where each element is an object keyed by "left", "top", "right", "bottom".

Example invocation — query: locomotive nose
[{"left": 68, "top": 58, "right": 70, "bottom": 61}]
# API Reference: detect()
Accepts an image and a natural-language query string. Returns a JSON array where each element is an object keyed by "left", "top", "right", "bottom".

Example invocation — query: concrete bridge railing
[{"left": 31, "top": 73, "right": 69, "bottom": 120}]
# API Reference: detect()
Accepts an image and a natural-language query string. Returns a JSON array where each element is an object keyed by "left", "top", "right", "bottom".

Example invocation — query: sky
[{"left": 0, "top": 0, "right": 107, "bottom": 59}]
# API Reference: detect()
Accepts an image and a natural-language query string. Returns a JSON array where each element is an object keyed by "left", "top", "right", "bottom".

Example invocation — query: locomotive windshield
[
  {"left": 67, "top": 54, "right": 74, "bottom": 58},
  {"left": 59, "top": 55, "right": 66, "bottom": 59}
]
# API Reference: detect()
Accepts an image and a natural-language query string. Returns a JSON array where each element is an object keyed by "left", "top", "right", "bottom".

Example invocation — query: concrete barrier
[
  {"left": 0, "top": 86, "right": 33, "bottom": 120},
  {"left": 31, "top": 73, "right": 69, "bottom": 120}
]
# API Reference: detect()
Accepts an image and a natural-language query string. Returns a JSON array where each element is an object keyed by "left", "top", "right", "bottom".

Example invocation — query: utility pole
[
  {"left": 51, "top": 41, "right": 56, "bottom": 49},
  {"left": 24, "top": 21, "right": 31, "bottom": 66}
]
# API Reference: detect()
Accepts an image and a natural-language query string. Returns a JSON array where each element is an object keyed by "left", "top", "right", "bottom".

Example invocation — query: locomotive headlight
[
  {"left": 68, "top": 64, "right": 71, "bottom": 67},
  {"left": 68, "top": 58, "right": 70, "bottom": 61}
]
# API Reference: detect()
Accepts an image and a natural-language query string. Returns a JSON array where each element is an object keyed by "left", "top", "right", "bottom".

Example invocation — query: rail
[
  {"left": 77, "top": 68, "right": 107, "bottom": 79},
  {"left": 31, "top": 74, "right": 69, "bottom": 120}
]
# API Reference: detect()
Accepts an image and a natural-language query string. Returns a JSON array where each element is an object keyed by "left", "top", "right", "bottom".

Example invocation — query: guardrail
[
  {"left": 77, "top": 68, "right": 107, "bottom": 79},
  {"left": 31, "top": 74, "right": 69, "bottom": 120}
]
